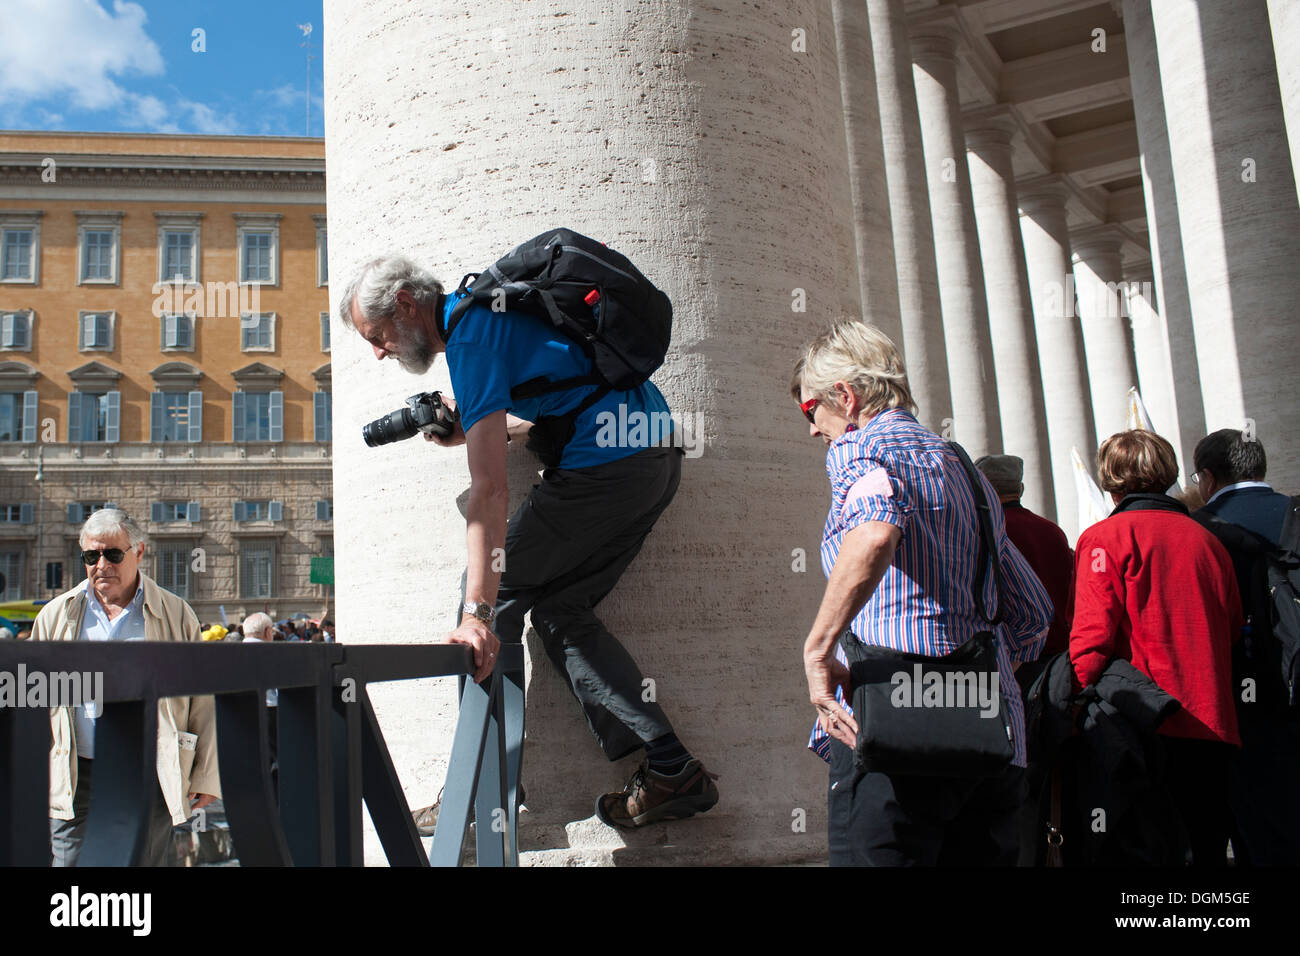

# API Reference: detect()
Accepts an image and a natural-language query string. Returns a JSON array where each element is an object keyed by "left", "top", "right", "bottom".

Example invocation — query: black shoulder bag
[{"left": 837, "top": 441, "right": 1014, "bottom": 777}]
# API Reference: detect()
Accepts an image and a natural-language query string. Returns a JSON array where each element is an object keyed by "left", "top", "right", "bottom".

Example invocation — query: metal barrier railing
[{"left": 0, "top": 640, "right": 525, "bottom": 867}]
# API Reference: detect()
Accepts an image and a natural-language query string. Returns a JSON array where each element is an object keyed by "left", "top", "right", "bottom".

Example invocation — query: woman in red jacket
[{"left": 1071, "top": 429, "right": 1242, "bottom": 866}]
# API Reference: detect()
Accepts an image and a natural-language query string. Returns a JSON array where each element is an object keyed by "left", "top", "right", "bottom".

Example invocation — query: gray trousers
[
  {"left": 470, "top": 446, "right": 682, "bottom": 761},
  {"left": 50, "top": 757, "right": 176, "bottom": 867}
]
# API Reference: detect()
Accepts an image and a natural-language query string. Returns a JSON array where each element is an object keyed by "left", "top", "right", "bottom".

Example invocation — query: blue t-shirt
[{"left": 442, "top": 291, "right": 674, "bottom": 470}]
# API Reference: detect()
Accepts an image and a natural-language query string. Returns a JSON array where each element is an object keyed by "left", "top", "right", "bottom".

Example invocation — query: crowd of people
[{"left": 795, "top": 318, "right": 1298, "bottom": 867}]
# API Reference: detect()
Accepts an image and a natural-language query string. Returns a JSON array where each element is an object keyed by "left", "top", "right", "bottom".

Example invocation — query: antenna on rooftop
[{"left": 299, "top": 22, "right": 314, "bottom": 136}]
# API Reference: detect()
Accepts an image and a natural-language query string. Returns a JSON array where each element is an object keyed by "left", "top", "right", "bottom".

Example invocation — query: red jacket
[
  {"left": 1070, "top": 495, "right": 1242, "bottom": 746},
  {"left": 1003, "top": 502, "right": 1074, "bottom": 657}
]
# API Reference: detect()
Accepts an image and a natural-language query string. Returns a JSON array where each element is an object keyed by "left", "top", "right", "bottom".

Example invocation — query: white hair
[
  {"left": 337, "top": 254, "right": 443, "bottom": 329},
  {"left": 79, "top": 508, "right": 146, "bottom": 548},
  {"left": 242, "top": 612, "right": 273, "bottom": 639}
]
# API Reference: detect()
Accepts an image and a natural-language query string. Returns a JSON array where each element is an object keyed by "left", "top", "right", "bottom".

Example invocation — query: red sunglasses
[{"left": 799, "top": 397, "right": 820, "bottom": 424}]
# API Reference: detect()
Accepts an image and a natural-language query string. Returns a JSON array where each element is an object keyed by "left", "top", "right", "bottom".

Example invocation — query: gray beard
[{"left": 395, "top": 322, "right": 435, "bottom": 374}]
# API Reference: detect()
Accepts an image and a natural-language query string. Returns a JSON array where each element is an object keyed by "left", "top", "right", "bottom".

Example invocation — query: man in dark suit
[{"left": 1192, "top": 428, "right": 1300, "bottom": 865}]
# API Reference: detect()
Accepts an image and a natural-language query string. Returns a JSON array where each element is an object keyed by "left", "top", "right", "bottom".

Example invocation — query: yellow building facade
[{"left": 0, "top": 131, "right": 332, "bottom": 625}]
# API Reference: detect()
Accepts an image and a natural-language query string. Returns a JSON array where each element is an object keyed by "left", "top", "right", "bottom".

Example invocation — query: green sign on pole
[{"left": 310, "top": 556, "right": 335, "bottom": 586}]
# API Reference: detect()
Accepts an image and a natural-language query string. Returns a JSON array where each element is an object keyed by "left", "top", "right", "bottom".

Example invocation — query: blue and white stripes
[{"left": 808, "top": 408, "right": 1053, "bottom": 768}]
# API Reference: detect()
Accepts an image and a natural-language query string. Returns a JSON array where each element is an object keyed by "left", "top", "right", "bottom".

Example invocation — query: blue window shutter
[
  {"left": 68, "top": 393, "right": 82, "bottom": 441},
  {"left": 181, "top": 315, "right": 193, "bottom": 349},
  {"left": 188, "top": 391, "right": 202, "bottom": 442},
  {"left": 20, "top": 503, "right": 33, "bottom": 525},
  {"left": 104, "top": 502, "right": 117, "bottom": 510},
  {"left": 232, "top": 391, "right": 245, "bottom": 442},
  {"left": 269, "top": 390, "right": 283, "bottom": 442},
  {"left": 315, "top": 499, "right": 326, "bottom": 520},
  {"left": 269, "top": 500, "right": 283, "bottom": 522},
  {"left": 187, "top": 501, "right": 200, "bottom": 522},
  {"left": 150, "top": 391, "right": 164, "bottom": 442},
  {"left": 105, "top": 391, "right": 120, "bottom": 443},
  {"left": 22, "top": 390, "right": 37, "bottom": 443},
  {"left": 313, "top": 391, "right": 327, "bottom": 442},
  {"left": 1, "top": 313, "right": 12, "bottom": 346},
  {"left": 234, "top": 500, "right": 246, "bottom": 522},
  {"left": 67, "top": 503, "right": 80, "bottom": 524},
  {"left": 151, "top": 501, "right": 164, "bottom": 522},
  {"left": 160, "top": 316, "right": 167, "bottom": 349}
]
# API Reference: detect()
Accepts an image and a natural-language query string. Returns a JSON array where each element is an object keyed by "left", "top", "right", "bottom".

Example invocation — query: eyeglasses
[
  {"left": 799, "top": 397, "right": 820, "bottom": 425},
  {"left": 81, "top": 548, "right": 127, "bottom": 566}
]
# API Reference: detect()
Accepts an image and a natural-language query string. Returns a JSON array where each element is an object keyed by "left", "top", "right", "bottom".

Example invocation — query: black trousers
[
  {"left": 470, "top": 446, "right": 682, "bottom": 761},
  {"left": 827, "top": 737, "right": 1025, "bottom": 866},
  {"left": 1163, "top": 736, "right": 1233, "bottom": 867}
]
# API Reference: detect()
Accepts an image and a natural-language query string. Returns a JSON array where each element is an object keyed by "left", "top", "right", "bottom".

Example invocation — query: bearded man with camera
[{"left": 338, "top": 241, "right": 717, "bottom": 827}]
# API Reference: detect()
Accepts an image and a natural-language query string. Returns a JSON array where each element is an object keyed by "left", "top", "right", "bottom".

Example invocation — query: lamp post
[{"left": 34, "top": 445, "right": 43, "bottom": 599}]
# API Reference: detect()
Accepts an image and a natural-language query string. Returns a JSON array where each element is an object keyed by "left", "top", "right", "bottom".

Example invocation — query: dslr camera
[{"left": 362, "top": 391, "right": 459, "bottom": 447}]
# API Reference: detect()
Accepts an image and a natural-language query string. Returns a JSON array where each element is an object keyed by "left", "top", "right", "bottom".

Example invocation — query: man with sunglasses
[{"left": 32, "top": 508, "right": 221, "bottom": 866}]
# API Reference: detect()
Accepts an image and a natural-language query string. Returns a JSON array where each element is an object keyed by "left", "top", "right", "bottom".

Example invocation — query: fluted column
[
  {"left": 1123, "top": 260, "right": 1181, "bottom": 456},
  {"left": 831, "top": 0, "right": 902, "bottom": 344},
  {"left": 1267, "top": 0, "right": 1300, "bottom": 202},
  {"left": 1122, "top": 0, "right": 1205, "bottom": 478},
  {"left": 1072, "top": 226, "right": 1139, "bottom": 443},
  {"left": 865, "top": 0, "right": 952, "bottom": 432},
  {"left": 1018, "top": 177, "right": 1096, "bottom": 542},
  {"left": 909, "top": 13, "right": 1001, "bottom": 455},
  {"left": 964, "top": 107, "right": 1054, "bottom": 518},
  {"left": 324, "top": 0, "right": 855, "bottom": 865},
  {"left": 1151, "top": 0, "right": 1300, "bottom": 491}
]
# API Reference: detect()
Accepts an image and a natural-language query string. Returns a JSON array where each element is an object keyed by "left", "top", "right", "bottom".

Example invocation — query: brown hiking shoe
[{"left": 595, "top": 759, "right": 719, "bottom": 828}]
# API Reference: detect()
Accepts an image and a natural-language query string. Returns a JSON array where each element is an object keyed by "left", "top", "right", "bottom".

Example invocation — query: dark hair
[
  {"left": 1193, "top": 428, "right": 1266, "bottom": 484},
  {"left": 1098, "top": 430, "right": 1179, "bottom": 497}
]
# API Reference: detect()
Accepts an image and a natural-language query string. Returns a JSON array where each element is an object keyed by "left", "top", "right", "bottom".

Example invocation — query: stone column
[
  {"left": 831, "top": 0, "right": 902, "bottom": 345},
  {"left": 1018, "top": 177, "right": 1096, "bottom": 543},
  {"left": 909, "top": 13, "right": 1001, "bottom": 456},
  {"left": 1151, "top": 0, "right": 1300, "bottom": 491},
  {"left": 1267, "top": 0, "right": 1300, "bottom": 202},
  {"left": 324, "top": 0, "right": 860, "bottom": 865},
  {"left": 1123, "top": 259, "right": 1183, "bottom": 472},
  {"left": 865, "top": 0, "right": 952, "bottom": 433},
  {"left": 964, "top": 107, "right": 1054, "bottom": 518},
  {"left": 1122, "top": 0, "right": 1205, "bottom": 480},
  {"left": 1071, "top": 225, "right": 1139, "bottom": 444}
]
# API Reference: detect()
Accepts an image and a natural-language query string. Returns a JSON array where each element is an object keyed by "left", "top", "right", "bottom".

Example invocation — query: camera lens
[{"left": 362, "top": 407, "right": 418, "bottom": 447}]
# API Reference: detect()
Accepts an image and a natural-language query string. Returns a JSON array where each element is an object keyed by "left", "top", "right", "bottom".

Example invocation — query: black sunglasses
[{"left": 81, "top": 548, "right": 127, "bottom": 566}]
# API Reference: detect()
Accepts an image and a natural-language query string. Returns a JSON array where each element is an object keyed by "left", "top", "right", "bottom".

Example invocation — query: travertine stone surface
[
  {"left": 324, "top": 0, "right": 859, "bottom": 866},
  {"left": 965, "top": 113, "right": 1054, "bottom": 519},
  {"left": 866, "top": 0, "right": 952, "bottom": 434},
  {"left": 1122, "top": 0, "right": 1204, "bottom": 477},
  {"left": 910, "top": 17, "right": 1001, "bottom": 456},
  {"left": 1071, "top": 227, "right": 1139, "bottom": 445},
  {"left": 1018, "top": 178, "right": 1096, "bottom": 544},
  {"left": 1151, "top": 0, "right": 1300, "bottom": 491}
]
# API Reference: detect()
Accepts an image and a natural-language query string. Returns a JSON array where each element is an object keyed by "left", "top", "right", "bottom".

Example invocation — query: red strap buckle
[{"left": 583, "top": 289, "right": 600, "bottom": 306}]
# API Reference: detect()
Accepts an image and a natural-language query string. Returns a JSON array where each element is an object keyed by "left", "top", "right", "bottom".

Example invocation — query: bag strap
[{"left": 949, "top": 441, "right": 1003, "bottom": 626}]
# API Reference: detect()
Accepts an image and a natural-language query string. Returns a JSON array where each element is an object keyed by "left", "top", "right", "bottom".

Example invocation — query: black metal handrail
[{"left": 0, "top": 640, "right": 525, "bottom": 867}]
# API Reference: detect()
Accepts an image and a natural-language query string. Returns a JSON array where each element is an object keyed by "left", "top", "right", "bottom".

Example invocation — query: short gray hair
[
  {"left": 242, "top": 612, "right": 273, "bottom": 639},
  {"left": 79, "top": 508, "right": 146, "bottom": 549},
  {"left": 337, "top": 254, "right": 443, "bottom": 330}
]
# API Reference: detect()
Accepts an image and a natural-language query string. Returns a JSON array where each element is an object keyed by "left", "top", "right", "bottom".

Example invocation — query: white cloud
[{"left": 0, "top": 0, "right": 164, "bottom": 111}]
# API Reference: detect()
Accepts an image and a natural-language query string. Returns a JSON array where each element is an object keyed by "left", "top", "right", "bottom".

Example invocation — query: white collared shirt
[
  {"left": 1205, "top": 480, "right": 1273, "bottom": 508},
  {"left": 73, "top": 578, "right": 147, "bottom": 759}
]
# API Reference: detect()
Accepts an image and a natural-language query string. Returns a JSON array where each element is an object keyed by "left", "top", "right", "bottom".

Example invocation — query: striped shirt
[{"left": 809, "top": 408, "right": 1054, "bottom": 767}]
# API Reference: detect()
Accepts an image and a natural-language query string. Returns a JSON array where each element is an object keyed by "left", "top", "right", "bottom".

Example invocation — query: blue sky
[{"left": 0, "top": 0, "right": 325, "bottom": 137}]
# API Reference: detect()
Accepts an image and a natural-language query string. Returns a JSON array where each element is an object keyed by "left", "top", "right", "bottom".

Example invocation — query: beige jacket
[{"left": 33, "top": 572, "right": 222, "bottom": 825}]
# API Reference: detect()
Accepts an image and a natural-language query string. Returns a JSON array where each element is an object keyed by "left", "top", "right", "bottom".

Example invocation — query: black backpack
[
  {"left": 444, "top": 228, "right": 672, "bottom": 392},
  {"left": 1200, "top": 497, "right": 1300, "bottom": 714},
  {"left": 442, "top": 229, "right": 672, "bottom": 466}
]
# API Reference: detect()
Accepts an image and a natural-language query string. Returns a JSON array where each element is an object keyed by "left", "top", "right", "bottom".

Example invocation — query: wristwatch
[{"left": 462, "top": 601, "right": 496, "bottom": 626}]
